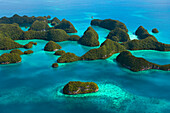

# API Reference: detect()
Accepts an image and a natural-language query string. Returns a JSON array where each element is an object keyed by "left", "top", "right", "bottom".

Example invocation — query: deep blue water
[{"left": 0, "top": 0, "right": 170, "bottom": 113}]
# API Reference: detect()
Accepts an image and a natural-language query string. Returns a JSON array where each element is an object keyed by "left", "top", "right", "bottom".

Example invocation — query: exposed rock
[
  {"left": 29, "top": 20, "right": 50, "bottom": 31},
  {"left": 135, "top": 26, "right": 153, "bottom": 39},
  {"left": 68, "top": 35, "right": 80, "bottom": 41}
]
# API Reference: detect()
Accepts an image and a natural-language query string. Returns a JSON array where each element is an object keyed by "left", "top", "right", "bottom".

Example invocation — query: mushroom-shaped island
[
  {"left": 52, "top": 63, "right": 59, "bottom": 68},
  {"left": 54, "top": 19, "right": 77, "bottom": 33},
  {"left": 0, "top": 53, "right": 21, "bottom": 64},
  {"left": 107, "top": 28, "right": 130, "bottom": 42},
  {"left": 63, "top": 81, "right": 99, "bottom": 95},
  {"left": 44, "top": 41, "right": 62, "bottom": 51},
  {"left": 116, "top": 51, "right": 170, "bottom": 72},
  {"left": 91, "top": 19, "right": 128, "bottom": 32},
  {"left": 152, "top": 28, "right": 159, "bottom": 33},
  {"left": 29, "top": 20, "right": 50, "bottom": 31},
  {"left": 57, "top": 52, "right": 80, "bottom": 63},
  {"left": 78, "top": 26, "right": 99, "bottom": 46}
]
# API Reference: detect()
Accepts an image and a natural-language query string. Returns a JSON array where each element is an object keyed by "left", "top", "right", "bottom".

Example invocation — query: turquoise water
[{"left": 0, "top": 0, "right": 170, "bottom": 113}]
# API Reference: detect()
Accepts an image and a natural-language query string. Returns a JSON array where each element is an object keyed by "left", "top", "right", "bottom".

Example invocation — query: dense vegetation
[
  {"left": 23, "top": 30, "right": 47, "bottom": 40},
  {"left": 54, "top": 50, "right": 66, "bottom": 55},
  {"left": 91, "top": 19, "right": 128, "bottom": 32},
  {"left": 63, "top": 81, "right": 99, "bottom": 95},
  {"left": 57, "top": 52, "right": 80, "bottom": 63},
  {"left": 81, "top": 39, "right": 126, "bottom": 60},
  {"left": 10, "top": 49, "right": 24, "bottom": 55},
  {"left": 47, "top": 29, "right": 70, "bottom": 42},
  {"left": 116, "top": 51, "right": 170, "bottom": 72},
  {"left": 50, "top": 17, "right": 60, "bottom": 26},
  {"left": 135, "top": 26, "right": 154, "bottom": 39},
  {"left": 152, "top": 28, "right": 159, "bottom": 33},
  {"left": 0, "top": 33, "right": 23, "bottom": 50},
  {"left": 52, "top": 63, "right": 59, "bottom": 68},
  {"left": 0, "top": 53, "right": 21, "bottom": 64},
  {"left": 24, "top": 42, "right": 34, "bottom": 49},
  {"left": 121, "top": 36, "right": 170, "bottom": 51},
  {"left": 54, "top": 19, "right": 77, "bottom": 33},
  {"left": 159, "top": 64, "right": 170, "bottom": 71},
  {"left": 0, "top": 23, "right": 24, "bottom": 40},
  {"left": 0, "top": 14, "right": 48, "bottom": 26},
  {"left": 29, "top": 20, "right": 50, "bottom": 31},
  {"left": 78, "top": 27, "right": 99, "bottom": 46},
  {"left": 44, "top": 41, "right": 62, "bottom": 51},
  {"left": 24, "top": 50, "right": 33, "bottom": 54},
  {"left": 68, "top": 35, "right": 80, "bottom": 41},
  {"left": 107, "top": 28, "right": 130, "bottom": 42},
  {"left": 29, "top": 42, "right": 37, "bottom": 45}
]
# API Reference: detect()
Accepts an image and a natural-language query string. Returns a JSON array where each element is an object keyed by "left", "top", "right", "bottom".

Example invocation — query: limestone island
[
  {"left": 0, "top": 15, "right": 79, "bottom": 51},
  {"left": 116, "top": 51, "right": 170, "bottom": 72},
  {"left": 52, "top": 63, "right": 59, "bottom": 68},
  {"left": 54, "top": 50, "right": 66, "bottom": 55},
  {"left": 106, "top": 28, "right": 130, "bottom": 42},
  {"left": 28, "top": 20, "right": 50, "bottom": 31},
  {"left": 0, "top": 53, "right": 21, "bottom": 64},
  {"left": 81, "top": 39, "right": 126, "bottom": 60},
  {"left": 57, "top": 52, "right": 80, "bottom": 63},
  {"left": 44, "top": 41, "right": 62, "bottom": 51},
  {"left": 24, "top": 50, "right": 34, "bottom": 54},
  {"left": 54, "top": 19, "right": 77, "bottom": 33},
  {"left": 121, "top": 26, "right": 170, "bottom": 51},
  {"left": 91, "top": 19, "right": 128, "bottom": 32},
  {"left": 152, "top": 28, "right": 159, "bottom": 33},
  {"left": 10, "top": 49, "right": 24, "bottom": 55},
  {"left": 78, "top": 26, "right": 99, "bottom": 47},
  {"left": 63, "top": 81, "right": 99, "bottom": 95}
]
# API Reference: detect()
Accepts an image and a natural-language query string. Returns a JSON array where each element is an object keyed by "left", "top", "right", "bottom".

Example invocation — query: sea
[{"left": 0, "top": 0, "right": 170, "bottom": 112}]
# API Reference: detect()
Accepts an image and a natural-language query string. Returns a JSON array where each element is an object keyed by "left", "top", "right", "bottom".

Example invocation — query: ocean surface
[{"left": 0, "top": 0, "right": 170, "bottom": 113}]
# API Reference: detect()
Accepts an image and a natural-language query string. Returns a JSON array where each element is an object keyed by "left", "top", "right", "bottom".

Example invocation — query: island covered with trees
[{"left": 0, "top": 14, "right": 169, "bottom": 73}]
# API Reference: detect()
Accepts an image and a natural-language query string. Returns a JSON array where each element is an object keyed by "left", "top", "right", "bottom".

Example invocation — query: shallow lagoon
[{"left": 0, "top": 0, "right": 170, "bottom": 112}]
